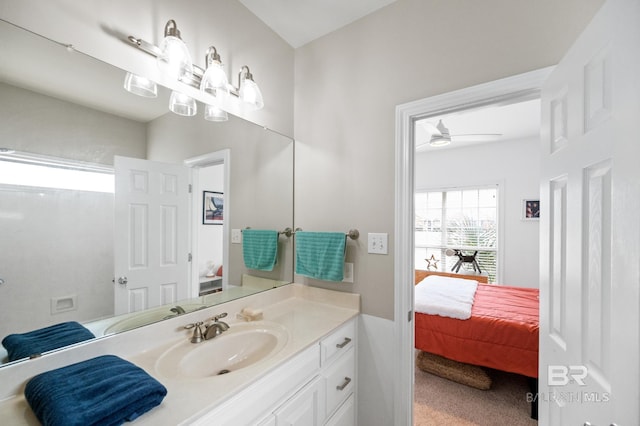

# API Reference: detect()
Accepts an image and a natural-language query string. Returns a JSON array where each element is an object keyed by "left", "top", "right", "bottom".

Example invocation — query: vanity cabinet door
[
  {"left": 325, "top": 394, "right": 355, "bottom": 426},
  {"left": 274, "top": 376, "right": 324, "bottom": 426},
  {"left": 257, "top": 414, "right": 277, "bottom": 426}
]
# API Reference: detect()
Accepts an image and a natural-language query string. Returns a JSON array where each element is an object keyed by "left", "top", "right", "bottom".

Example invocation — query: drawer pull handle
[
  {"left": 336, "top": 377, "right": 352, "bottom": 391},
  {"left": 336, "top": 337, "right": 352, "bottom": 349}
]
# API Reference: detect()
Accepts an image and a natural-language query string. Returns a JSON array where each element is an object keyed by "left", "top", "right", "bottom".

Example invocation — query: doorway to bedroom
[
  {"left": 396, "top": 68, "right": 550, "bottom": 424},
  {"left": 412, "top": 95, "right": 542, "bottom": 424}
]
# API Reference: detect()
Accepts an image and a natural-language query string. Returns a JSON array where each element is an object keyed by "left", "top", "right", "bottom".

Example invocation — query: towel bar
[
  {"left": 243, "top": 227, "right": 293, "bottom": 237},
  {"left": 293, "top": 228, "right": 359, "bottom": 240}
]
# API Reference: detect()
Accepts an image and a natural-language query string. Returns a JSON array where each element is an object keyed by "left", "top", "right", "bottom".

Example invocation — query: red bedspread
[{"left": 415, "top": 283, "right": 539, "bottom": 378}]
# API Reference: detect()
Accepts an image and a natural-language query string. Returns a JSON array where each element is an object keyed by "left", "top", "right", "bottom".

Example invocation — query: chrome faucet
[
  {"left": 184, "top": 321, "right": 205, "bottom": 343},
  {"left": 204, "top": 313, "right": 229, "bottom": 340},
  {"left": 163, "top": 305, "right": 188, "bottom": 320},
  {"left": 171, "top": 305, "right": 186, "bottom": 315}
]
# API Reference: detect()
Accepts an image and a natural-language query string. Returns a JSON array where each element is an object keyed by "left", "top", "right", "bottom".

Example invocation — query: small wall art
[
  {"left": 522, "top": 199, "right": 540, "bottom": 221},
  {"left": 203, "top": 191, "right": 224, "bottom": 225}
]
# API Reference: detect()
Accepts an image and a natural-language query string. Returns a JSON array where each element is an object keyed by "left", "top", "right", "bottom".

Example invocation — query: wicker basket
[{"left": 416, "top": 350, "right": 492, "bottom": 390}]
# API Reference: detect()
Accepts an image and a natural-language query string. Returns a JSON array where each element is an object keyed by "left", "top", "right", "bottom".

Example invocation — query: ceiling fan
[{"left": 423, "top": 119, "right": 503, "bottom": 148}]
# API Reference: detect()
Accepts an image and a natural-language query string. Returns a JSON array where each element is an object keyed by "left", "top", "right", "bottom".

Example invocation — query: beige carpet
[{"left": 414, "top": 367, "right": 538, "bottom": 425}]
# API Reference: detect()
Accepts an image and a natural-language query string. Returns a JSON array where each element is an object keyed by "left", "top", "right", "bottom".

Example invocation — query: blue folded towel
[
  {"left": 25, "top": 355, "right": 167, "bottom": 426},
  {"left": 295, "top": 231, "right": 346, "bottom": 282},
  {"left": 242, "top": 229, "right": 279, "bottom": 271},
  {"left": 2, "top": 321, "right": 95, "bottom": 362}
]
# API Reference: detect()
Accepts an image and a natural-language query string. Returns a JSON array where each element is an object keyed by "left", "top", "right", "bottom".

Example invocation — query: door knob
[{"left": 117, "top": 277, "right": 128, "bottom": 286}]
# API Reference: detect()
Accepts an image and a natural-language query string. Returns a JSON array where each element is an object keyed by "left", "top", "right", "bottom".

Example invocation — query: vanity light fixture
[
  {"left": 157, "top": 19, "right": 193, "bottom": 81},
  {"left": 123, "top": 72, "right": 158, "bottom": 98},
  {"left": 125, "top": 19, "right": 264, "bottom": 118},
  {"left": 169, "top": 90, "right": 197, "bottom": 116},
  {"left": 237, "top": 66, "right": 264, "bottom": 111},
  {"left": 204, "top": 104, "right": 228, "bottom": 122},
  {"left": 200, "top": 46, "right": 229, "bottom": 100}
]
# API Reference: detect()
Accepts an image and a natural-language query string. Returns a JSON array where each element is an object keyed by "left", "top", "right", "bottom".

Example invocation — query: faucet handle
[
  {"left": 212, "top": 312, "right": 227, "bottom": 322},
  {"left": 209, "top": 313, "right": 229, "bottom": 332},
  {"left": 184, "top": 321, "right": 205, "bottom": 343}
]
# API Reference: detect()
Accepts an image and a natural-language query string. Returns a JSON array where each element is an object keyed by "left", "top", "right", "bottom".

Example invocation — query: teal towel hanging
[
  {"left": 295, "top": 231, "right": 346, "bottom": 281},
  {"left": 242, "top": 229, "right": 279, "bottom": 271}
]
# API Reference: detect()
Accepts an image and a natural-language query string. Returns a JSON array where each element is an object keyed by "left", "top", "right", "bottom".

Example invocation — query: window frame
[{"left": 415, "top": 183, "right": 503, "bottom": 283}]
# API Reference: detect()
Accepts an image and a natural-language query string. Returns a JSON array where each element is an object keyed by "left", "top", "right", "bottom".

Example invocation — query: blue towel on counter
[
  {"left": 295, "top": 231, "right": 346, "bottom": 282},
  {"left": 25, "top": 355, "right": 167, "bottom": 426},
  {"left": 242, "top": 229, "right": 279, "bottom": 271},
  {"left": 2, "top": 321, "right": 95, "bottom": 362}
]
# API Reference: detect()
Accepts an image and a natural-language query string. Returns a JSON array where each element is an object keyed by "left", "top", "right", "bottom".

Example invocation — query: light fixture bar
[{"left": 126, "top": 34, "right": 247, "bottom": 100}]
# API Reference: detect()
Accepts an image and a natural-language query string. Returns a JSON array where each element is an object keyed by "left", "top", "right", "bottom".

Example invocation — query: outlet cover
[
  {"left": 343, "top": 262, "right": 354, "bottom": 282},
  {"left": 368, "top": 232, "right": 388, "bottom": 255},
  {"left": 231, "top": 229, "right": 242, "bottom": 244}
]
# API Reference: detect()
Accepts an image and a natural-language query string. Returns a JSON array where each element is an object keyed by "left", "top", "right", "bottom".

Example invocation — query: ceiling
[
  {"left": 239, "top": 0, "right": 398, "bottom": 48},
  {"left": 415, "top": 98, "right": 541, "bottom": 152}
]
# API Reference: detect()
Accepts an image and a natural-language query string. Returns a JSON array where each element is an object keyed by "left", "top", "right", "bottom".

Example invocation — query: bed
[{"left": 414, "top": 270, "right": 539, "bottom": 379}]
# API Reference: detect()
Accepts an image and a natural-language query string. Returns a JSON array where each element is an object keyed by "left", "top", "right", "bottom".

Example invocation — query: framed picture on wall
[
  {"left": 203, "top": 191, "right": 224, "bottom": 225},
  {"left": 522, "top": 199, "right": 540, "bottom": 221}
]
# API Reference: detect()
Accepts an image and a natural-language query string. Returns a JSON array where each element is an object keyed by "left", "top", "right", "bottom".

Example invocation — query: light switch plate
[
  {"left": 368, "top": 232, "right": 388, "bottom": 255},
  {"left": 231, "top": 229, "right": 242, "bottom": 244}
]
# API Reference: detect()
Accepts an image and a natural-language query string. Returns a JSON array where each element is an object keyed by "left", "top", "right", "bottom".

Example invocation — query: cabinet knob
[
  {"left": 336, "top": 337, "right": 352, "bottom": 349},
  {"left": 336, "top": 377, "right": 352, "bottom": 391}
]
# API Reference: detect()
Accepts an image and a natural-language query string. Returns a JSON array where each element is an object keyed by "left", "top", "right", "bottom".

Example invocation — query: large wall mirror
[{"left": 0, "top": 20, "right": 294, "bottom": 366}]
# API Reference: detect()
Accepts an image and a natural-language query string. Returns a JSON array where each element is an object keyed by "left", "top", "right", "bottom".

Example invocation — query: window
[
  {"left": 0, "top": 156, "right": 114, "bottom": 193},
  {"left": 415, "top": 186, "right": 498, "bottom": 282}
]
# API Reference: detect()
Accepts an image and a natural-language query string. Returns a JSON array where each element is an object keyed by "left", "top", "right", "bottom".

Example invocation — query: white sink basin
[{"left": 155, "top": 321, "right": 289, "bottom": 379}]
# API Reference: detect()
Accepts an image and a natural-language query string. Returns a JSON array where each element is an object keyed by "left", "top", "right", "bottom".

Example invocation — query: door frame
[
  {"left": 393, "top": 67, "right": 553, "bottom": 424},
  {"left": 184, "top": 149, "right": 231, "bottom": 296}
]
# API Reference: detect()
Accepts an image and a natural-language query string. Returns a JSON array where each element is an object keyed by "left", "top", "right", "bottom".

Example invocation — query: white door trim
[
  {"left": 184, "top": 149, "right": 231, "bottom": 294},
  {"left": 393, "top": 67, "right": 552, "bottom": 425}
]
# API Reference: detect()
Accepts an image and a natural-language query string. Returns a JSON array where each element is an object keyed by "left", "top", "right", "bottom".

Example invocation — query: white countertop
[{"left": 0, "top": 284, "right": 359, "bottom": 425}]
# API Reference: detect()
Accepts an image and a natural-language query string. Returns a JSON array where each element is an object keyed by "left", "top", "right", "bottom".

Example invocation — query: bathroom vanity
[{"left": 0, "top": 284, "right": 359, "bottom": 425}]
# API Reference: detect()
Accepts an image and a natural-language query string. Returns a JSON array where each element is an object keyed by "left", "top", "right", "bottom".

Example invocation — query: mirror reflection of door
[{"left": 113, "top": 156, "right": 189, "bottom": 315}]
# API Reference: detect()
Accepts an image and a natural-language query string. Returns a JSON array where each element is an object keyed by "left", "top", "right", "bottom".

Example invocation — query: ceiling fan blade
[{"left": 450, "top": 133, "right": 503, "bottom": 137}]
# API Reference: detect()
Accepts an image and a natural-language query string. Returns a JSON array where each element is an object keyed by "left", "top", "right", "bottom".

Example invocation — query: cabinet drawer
[
  {"left": 321, "top": 319, "right": 355, "bottom": 366},
  {"left": 323, "top": 348, "right": 355, "bottom": 418}
]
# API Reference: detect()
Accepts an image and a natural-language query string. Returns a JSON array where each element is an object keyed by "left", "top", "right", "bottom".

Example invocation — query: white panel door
[
  {"left": 114, "top": 156, "right": 190, "bottom": 315},
  {"left": 539, "top": 0, "right": 640, "bottom": 424}
]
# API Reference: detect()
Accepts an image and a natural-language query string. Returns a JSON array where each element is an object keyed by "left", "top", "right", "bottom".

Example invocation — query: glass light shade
[
  {"left": 157, "top": 36, "right": 193, "bottom": 81},
  {"left": 429, "top": 135, "right": 451, "bottom": 147},
  {"left": 204, "top": 104, "right": 228, "bottom": 122},
  {"left": 123, "top": 72, "right": 157, "bottom": 98},
  {"left": 200, "top": 62, "right": 230, "bottom": 100},
  {"left": 239, "top": 78, "right": 264, "bottom": 111},
  {"left": 169, "top": 91, "right": 197, "bottom": 116}
]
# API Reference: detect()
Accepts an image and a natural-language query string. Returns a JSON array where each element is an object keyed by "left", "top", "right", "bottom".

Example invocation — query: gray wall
[
  {"left": 0, "top": 82, "right": 146, "bottom": 163},
  {"left": 293, "top": 0, "right": 604, "bottom": 320},
  {"left": 146, "top": 113, "right": 294, "bottom": 285}
]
